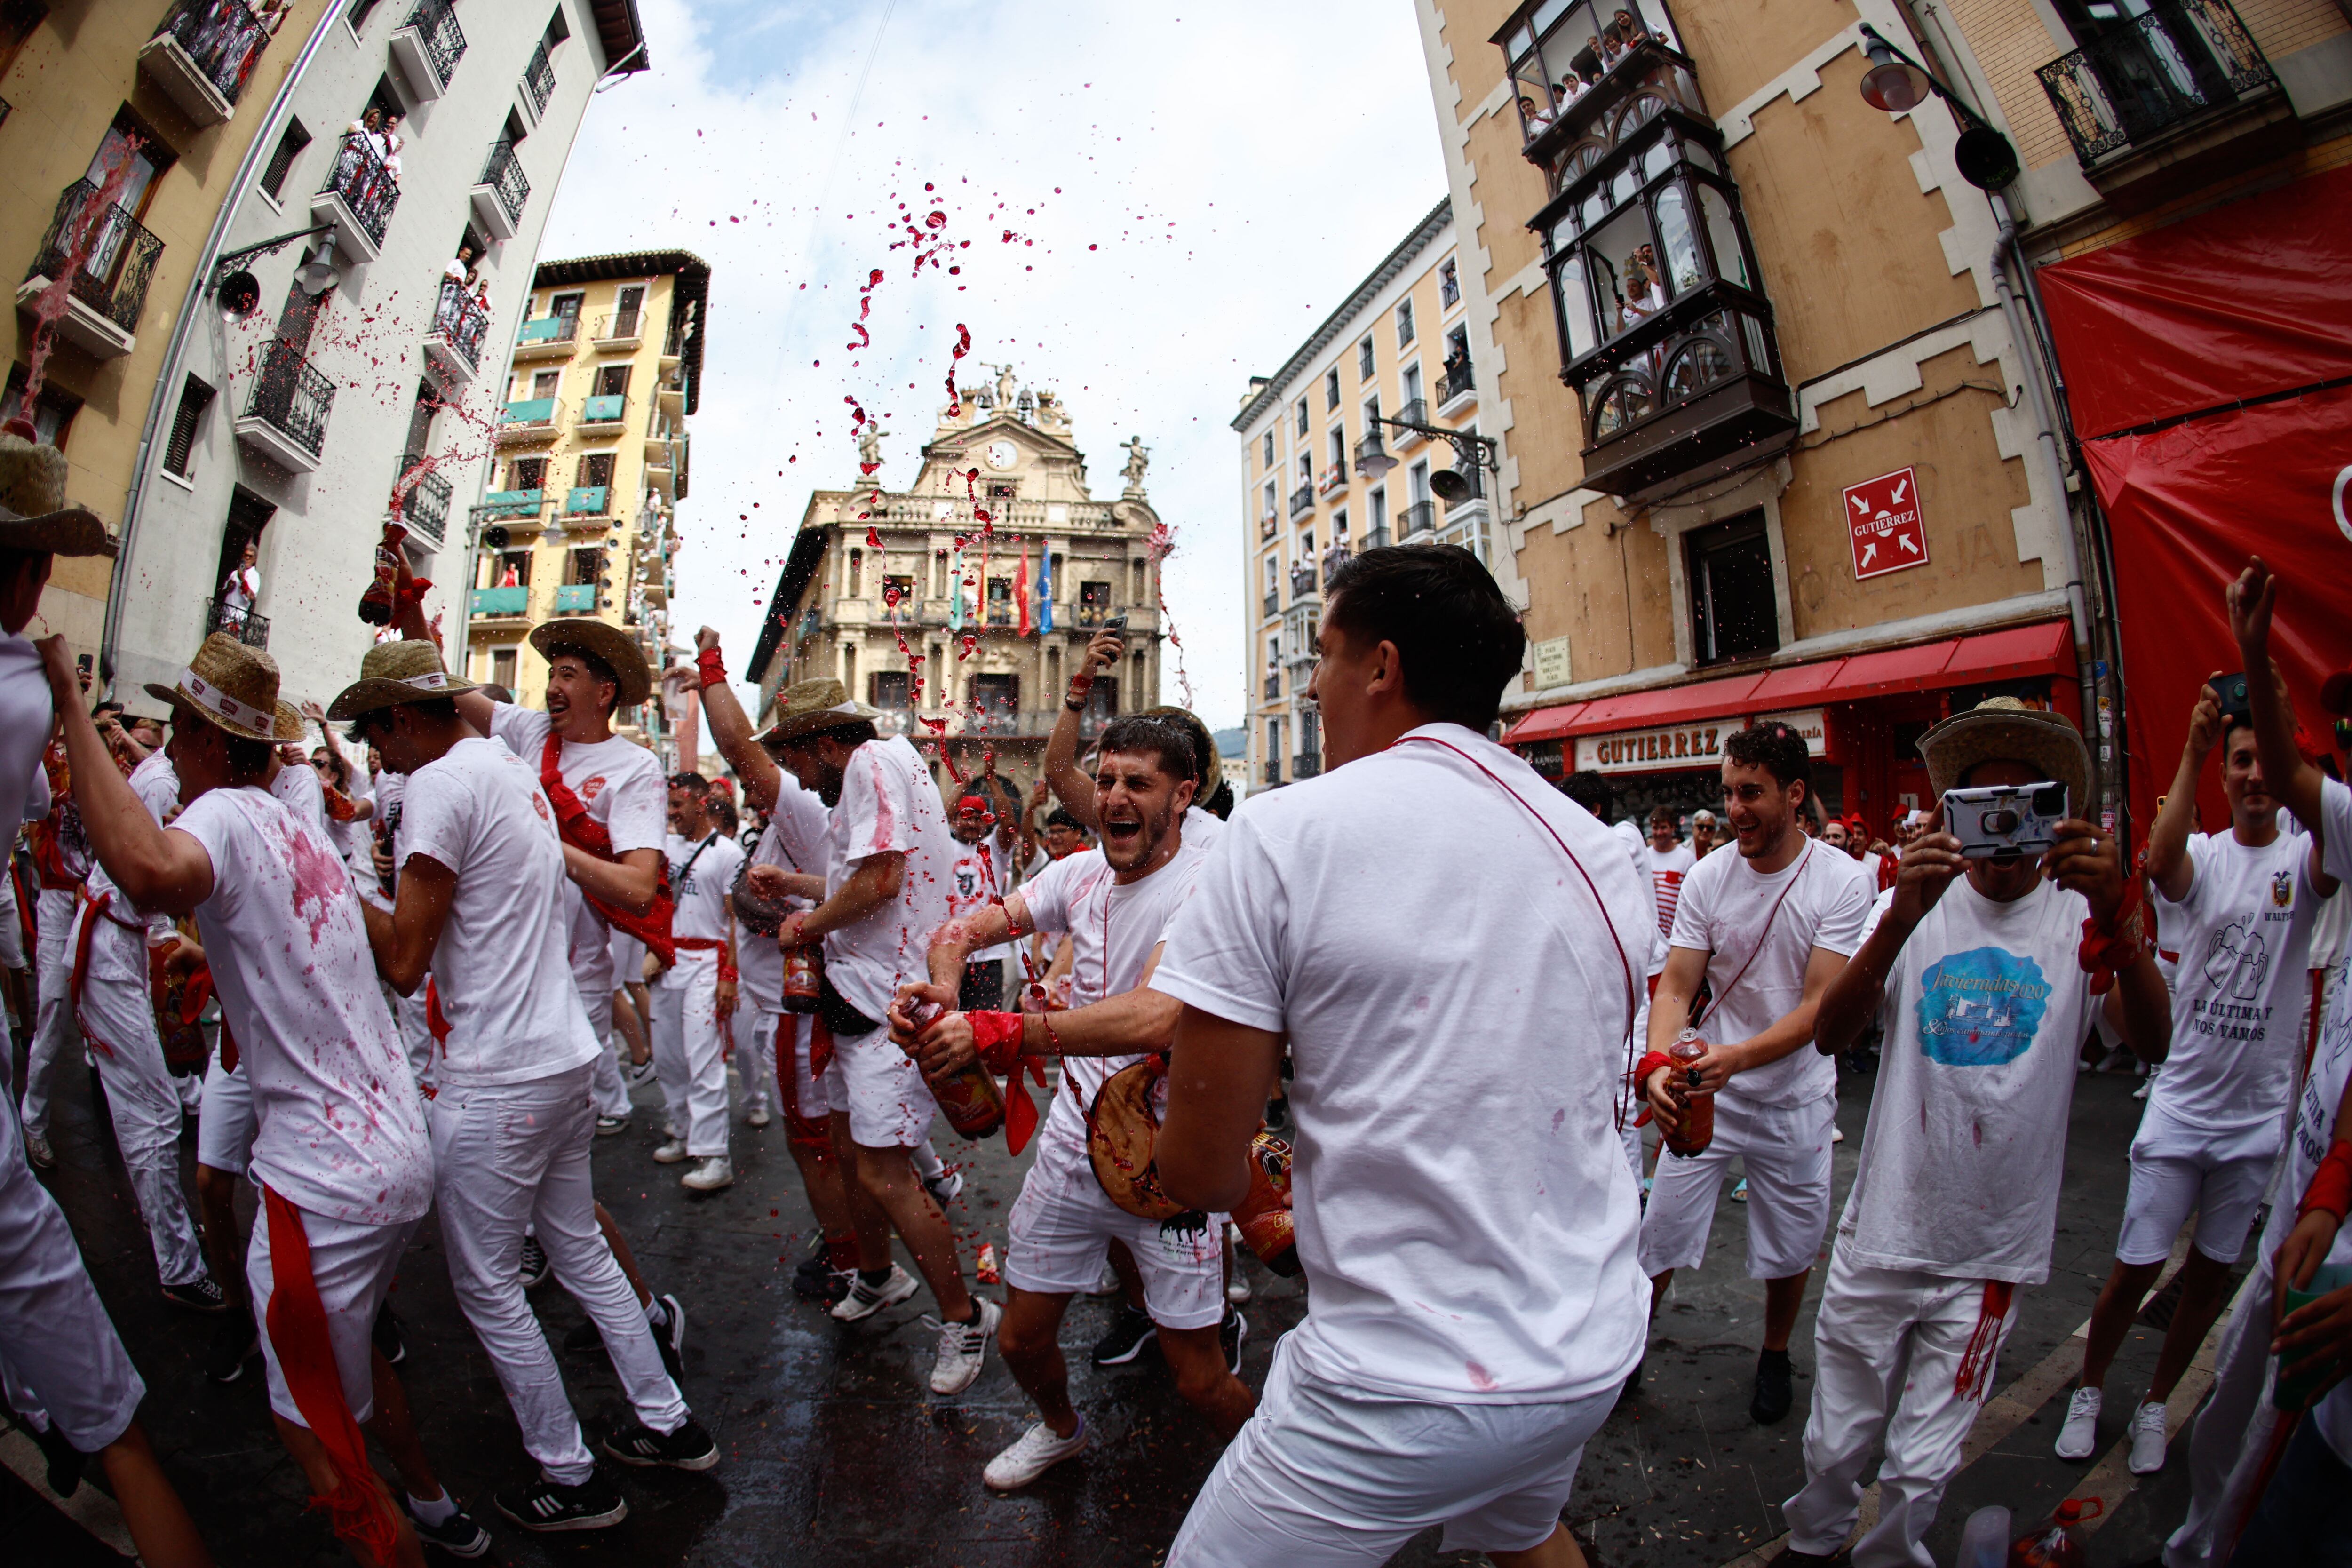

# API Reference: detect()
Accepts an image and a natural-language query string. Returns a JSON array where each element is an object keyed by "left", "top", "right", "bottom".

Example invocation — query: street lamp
[
  {"left": 1354, "top": 411, "right": 1499, "bottom": 498},
  {"left": 1854, "top": 24, "right": 2020, "bottom": 192}
]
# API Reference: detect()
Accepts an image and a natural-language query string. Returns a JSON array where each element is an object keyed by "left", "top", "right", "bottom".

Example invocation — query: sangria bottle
[
  {"left": 2007, "top": 1497, "right": 2099, "bottom": 1567},
  {"left": 906, "top": 997, "right": 1007, "bottom": 1139},
  {"left": 1663, "top": 1027, "right": 1714, "bottom": 1157},
  {"left": 781, "top": 944, "right": 821, "bottom": 1014},
  {"left": 358, "top": 522, "right": 408, "bottom": 625}
]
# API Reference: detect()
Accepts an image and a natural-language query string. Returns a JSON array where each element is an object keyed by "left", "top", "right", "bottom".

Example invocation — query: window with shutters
[
  {"left": 576, "top": 452, "right": 614, "bottom": 488},
  {"left": 508, "top": 456, "right": 546, "bottom": 490},
  {"left": 567, "top": 547, "right": 604, "bottom": 587},
  {"left": 163, "top": 375, "right": 215, "bottom": 477},
  {"left": 260, "top": 119, "right": 310, "bottom": 200}
]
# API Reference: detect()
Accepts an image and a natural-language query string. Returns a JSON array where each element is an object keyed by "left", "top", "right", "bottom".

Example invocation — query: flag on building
[
  {"left": 949, "top": 546, "right": 966, "bottom": 632},
  {"left": 1036, "top": 549, "right": 1054, "bottom": 633},
  {"left": 1016, "top": 540, "right": 1032, "bottom": 635}
]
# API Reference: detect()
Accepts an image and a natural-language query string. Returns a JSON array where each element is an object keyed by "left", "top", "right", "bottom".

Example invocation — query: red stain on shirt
[{"left": 285, "top": 816, "right": 350, "bottom": 944}]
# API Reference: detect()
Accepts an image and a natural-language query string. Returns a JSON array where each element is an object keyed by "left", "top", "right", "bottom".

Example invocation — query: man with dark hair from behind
[
  {"left": 1152, "top": 545, "right": 1652, "bottom": 1567},
  {"left": 1637, "top": 721, "right": 1871, "bottom": 1426}
]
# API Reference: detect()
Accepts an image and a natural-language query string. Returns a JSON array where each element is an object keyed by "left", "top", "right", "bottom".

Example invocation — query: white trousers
[
  {"left": 650, "top": 953, "right": 729, "bottom": 1158},
  {"left": 575, "top": 971, "right": 633, "bottom": 1120},
  {"left": 730, "top": 999, "right": 773, "bottom": 1113},
  {"left": 2163, "top": 1212, "right": 2287, "bottom": 1568},
  {"left": 1169, "top": 1335, "right": 1613, "bottom": 1565},
  {"left": 1639, "top": 1089, "right": 1835, "bottom": 1280},
  {"left": 428, "top": 1065, "right": 686, "bottom": 1485},
  {"left": 61, "top": 909, "right": 205, "bottom": 1287},
  {"left": 0, "top": 1020, "right": 144, "bottom": 1451},
  {"left": 18, "top": 886, "right": 80, "bottom": 1135},
  {"left": 1782, "top": 1248, "right": 2022, "bottom": 1568}
]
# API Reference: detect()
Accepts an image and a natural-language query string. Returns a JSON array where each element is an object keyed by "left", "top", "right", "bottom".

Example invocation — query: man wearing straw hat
[
  {"left": 1782, "top": 698, "right": 2171, "bottom": 1567},
  {"left": 0, "top": 430, "right": 213, "bottom": 1566},
  {"left": 46, "top": 628, "right": 476, "bottom": 1564},
  {"left": 334, "top": 640, "right": 716, "bottom": 1531}
]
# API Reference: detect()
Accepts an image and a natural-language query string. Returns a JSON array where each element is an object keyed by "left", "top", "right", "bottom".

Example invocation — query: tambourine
[{"left": 1087, "top": 1056, "right": 1189, "bottom": 1220}]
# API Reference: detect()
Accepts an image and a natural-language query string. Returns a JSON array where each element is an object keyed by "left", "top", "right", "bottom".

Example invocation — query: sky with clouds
[{"left": 537, "top": 0, "right": 1448, "bottom": 731}]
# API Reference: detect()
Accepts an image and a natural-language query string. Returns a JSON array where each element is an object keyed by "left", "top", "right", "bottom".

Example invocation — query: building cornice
[{"left": 533, "top": 250, "right": 711, "bottom": 413}]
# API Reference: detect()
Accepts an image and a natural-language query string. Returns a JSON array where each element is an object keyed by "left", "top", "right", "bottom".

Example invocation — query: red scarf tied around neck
[{"left": 540, "top": 731, "right": 676, "bottom": 965}]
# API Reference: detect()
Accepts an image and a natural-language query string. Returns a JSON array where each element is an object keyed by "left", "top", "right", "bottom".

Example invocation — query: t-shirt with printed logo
[{"left": 660, "top": 828, "right": 744, "bottom": 989}]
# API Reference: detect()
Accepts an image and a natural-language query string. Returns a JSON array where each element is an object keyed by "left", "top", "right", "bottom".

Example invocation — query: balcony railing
[
  {"left": 1401, "top": 500, "right": 1435, "bottom": 537},
  {"left": 1441, "top": 357, "right": 1475, "bottom": 403},
  {"left": 1263, "top": 759, "right": 1281, "bottom": 786},
  {"left": 1288, "top": 483, "right": 1314, "bottom": 518},
  {"left": 1393, "top": 399, "right": 1430, "bottom": 447},
  {"left": 594, "top": 309, "right": 641, "bottom": 343},
  {"left": 1262, "top": 589, "right": 1279, "bottom": 619},
  {"left": 522, "top": 38, "right": 556, "bottom": 117},
  {"left": 394, "top": 0, "right": 465, "bottom": 94},
  {"left": 556, "top": 583, "right": 596, "bottom": 612},
  {"left": 1263, "top": 671, "right": 1280, "bottom": 701},
  {"left": 1290, "top": 562, "right": 1318, "bottom": 600},
  {"left": 578, "top": 393, "right": 627, "bottom": 426},
  {"left": 1259, "top": 509, "right": 1279, "bottom": 541},
  {"left": 23, "top": 180, "right": 164, "bottom": 345},
  {"left": 1363, "top": 525, "right": 1391, "bottom": 550},
  {"left": 2035, "top": 0, "right": 2275, "bottom": 166},
  {"left": 1293, "top": 751, "right": 1322, "bottom": 780},
  {"left": 145, "top": 0, "right": 270, "bottom": 122},
  {"left": 479, "top": 488, "right": 543, "bottom": 517},
  {"left": 319, "top": 130, "right": 399, "bottom": 252},
  {"left": 501, "top": 396, "right": 561, "bottom": 433},
  {"left": 425, "top": 276, "right": 489, "bottom": 374},
  {"left": 470, "top": 586, "right": 529, "bottom": 617},
  {"left": 514, "top": 313, "right": 578, "bottom": 354},
  {"left": 566, "top": 485, "right": 610, "bottom": 515},
  {"left": 473, "top": 138, "right": 529, "bottom": 235},
  {"left": 242, "top": 339, "right": 334, "bottom": 463},
  {"left": 207, "top": 597, "right": 268, "bottom": 647},
  {"left": 392, "top": 454, "right": 451, "bottom": 546}
]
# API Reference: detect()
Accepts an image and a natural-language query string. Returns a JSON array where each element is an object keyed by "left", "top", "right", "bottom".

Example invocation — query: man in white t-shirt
[
  {"left": 2061, "top": 679, "right": 2337, "bottom": 1473},
  {"left": 18, "top": 723, "right": 91, "bottom": 1171},
  {"left": 1148, "top": 546, "right": 1652, "bottom": 1566},
  {"left": 56, "top": 631, "right": 470, "bottom": 1561},
  {"left": 1782, "top": 700, "right": 2171, "bottom": 1567},
  {"left": 1645, "top": 805, "right": 1697, "bottom": 937},
  {"left": 894, "top": 717, "right": 1251, "bottom": 1492},
  {"left": 652, "top": 772, "right": 742, "bottom": 1192},
  {"left": 1639, "top": 721, "right": 1872, "bottom": 1426},
  {"left": 945, "top": 791, "right": 1023, "bottom": 1010},
  {"left": 336, "top": 641, "right": 716, "bottom": 1532},
  {"left": 2160, "top": 562, "right": 2352, "bottom": 1565},
  {"left": 761, "top": 679, "right": 987, "bottom": 1396}
]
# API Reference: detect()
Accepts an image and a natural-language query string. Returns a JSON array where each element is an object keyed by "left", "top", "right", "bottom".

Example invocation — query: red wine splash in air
[{"left": 11, "top": 142, "right": 145, "bottom": 438}]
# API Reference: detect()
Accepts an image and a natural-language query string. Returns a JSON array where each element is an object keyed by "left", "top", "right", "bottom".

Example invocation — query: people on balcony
[
  {"left": 335, "top": 106, "right": 401, "bottom": 212},
  {"left": 1520, "top": 95, "right": 1556, "bottom": 133},
  {"left": 218, "top": 540, "right": 259, "bottom": 626}
]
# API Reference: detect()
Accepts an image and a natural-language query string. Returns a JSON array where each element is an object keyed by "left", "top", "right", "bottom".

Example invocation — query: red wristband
[
  {"left": 395, "top": 576, "right": 432, "bottom": 608},
  {"left": 717, "top": 960, "right": 739, "bottom": 986},
  {"left": 2302, "top": 1139, "right": 2352, "bottom": 1225},
  {"left": 696, "top": 645, "right": 726, "bottom": 689},
  {"left": 1631, "top": 1050, "right": 1674, "bottom": 1090},
  {"left": 2078, "top": 876, "right": 2149, "bottom": 995},
  {"left": 967, "top": 1010, "right": 1026, "bottom": 1074}
]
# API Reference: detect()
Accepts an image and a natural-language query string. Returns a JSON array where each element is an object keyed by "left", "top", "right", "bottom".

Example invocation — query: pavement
[{"left": 3, "top": 1045, "right": 2234, "bottom": 1567}]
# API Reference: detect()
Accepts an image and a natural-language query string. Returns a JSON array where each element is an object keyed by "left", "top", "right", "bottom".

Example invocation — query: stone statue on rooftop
[{"left": 1121, "top": 435, "right": 1151, "bottom": 495}]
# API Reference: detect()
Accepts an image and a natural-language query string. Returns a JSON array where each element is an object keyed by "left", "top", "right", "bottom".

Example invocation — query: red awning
[{"left": 1503, "top": 620, "right": 2074, "bottom": 746}]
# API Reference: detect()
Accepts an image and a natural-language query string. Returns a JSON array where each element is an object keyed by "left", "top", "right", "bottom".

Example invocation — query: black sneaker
[
  {"left": 1219, "top": 1306, "right": 1247, "bottom": 1376},
  {"left": 1751, "top": 1347, "right": 1795, "bottom": 1425},
  {"left": 372, "top": 1302, "right": 406, "bottom": 1366},
  {"left": 792, "top": 1241, "right": 839, "bottom": 1300},
  {"left": 520, "top": 1234, "right": 551, "bottom": 1288},
  {"left": 602, "top": 1417, "right": 719, "bottom": 1472},
  {"left": 405, "top": 1498, "right": 491, "bottom": 1559},
  {"left": 1263, "top": 1098, "right": 1290, "bottom": 1133},
  {"left": 650, "top": 1292, "right": 686, "bottom": 1385},
  {"left": 1090, "top": 1304, "right": 1157, "bottom": 1368},
  {"left": 162, "top": 1275, "right": 228, "bottom": 1313},
  {"left": 594, "top": 1114, "right": 629, "bottom": 1137},
  {"left": 207, "top": 1313, "right": 261, "bottom": 1385},
  {"left": 28, "top": 1418, "right": 84, "bottom": 1497},
  {"left": 494, "top": 1471, "right": 628, "bottom": 1531},
  {"left": 1621, "top": 1350, "right": 1645, "bottom": 1404}
]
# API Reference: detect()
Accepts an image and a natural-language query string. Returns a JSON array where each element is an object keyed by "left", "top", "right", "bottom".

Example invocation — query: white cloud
[{"left": 541, "top": 0, "right": 1446, "bottom": 731}]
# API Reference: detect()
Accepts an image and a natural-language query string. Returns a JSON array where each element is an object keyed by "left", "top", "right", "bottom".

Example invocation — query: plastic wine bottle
[
  {"left": 1664, "top": 1027, "right": 1714, "bottom": 1157},
  {"left": 906, "top": 996, "right": 1006, "bottom": 1139}
]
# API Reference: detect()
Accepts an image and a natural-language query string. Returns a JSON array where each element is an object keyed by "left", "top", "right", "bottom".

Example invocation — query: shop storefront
[{"left": 1505, "top": 620, "right": 2080, "bottom": 836}]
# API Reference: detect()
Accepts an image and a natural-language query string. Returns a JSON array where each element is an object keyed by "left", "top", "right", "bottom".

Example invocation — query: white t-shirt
[
  {"left": 737, "top": 783, "right": 828, "bottom": 1011},
  {"left": 1669, "top": 838, "right": 1872, "bottom": 1107},
  {"left": 269, "top": 755, "right": 332, "bottom": 842},
  {"left": 819, "top": 736, "right": 955, "bottom": 1024},
  {"left": 662, "top": 829, "right": 743, "bottom": 987},
  {"left": 1645, "top": 840, "right": 1697, "bottom": 937},
  {"left": 0, "top": 641, "right": 51, "bottom": 846},
  {"left": 395, "top": 737, "right": 598, "bottom": 1087},
  {"left": 1839, "top": 877, "right": 2096, "bottom": 1283},
  {"left": 87, "top": 752, "right": 181, "bottom": 935},
  {"left": 2148, "top": 828, "right": 2325, "bottom": 1139},
  {"left": 1152, "top": 723, "right": 1651, "bottom": 1404},
  {"left": 947, "top": 840, "right": 1020, "bottom": 970},
  {"left": 487, "top": 705, "right": 667, "bottom": 997},
  {"left": 172, "top": 786, "right": 430, "bottom": 1225},
  {"left": 324, "top": 765, "right": 370, "bottom": 863},
  {"left": 2285, "top": 776, "right": 2352, "bottom": 1465},
  {"left": 1020, "top": 838, "right": 1208, "bottom": 1161}
]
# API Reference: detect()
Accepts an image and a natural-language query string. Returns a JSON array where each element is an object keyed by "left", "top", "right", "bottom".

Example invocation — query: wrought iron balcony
[
  {"left": 1441, "top": 357, "right": 1476, "bottom": 404},
  {"left": 511, "top": 312, "right": 577, "bottom": 359},
  {"left": 1293, "top": 751, "right": 1322, "bottom": 780},
  {"left": 389, "top": 0, "right": 465, "bottom": 100},
  {"left": 1259, "top": 509, "right": 1278, "bottom": 541},
  {"left": 1362, "top": 525, "right": 1391, "bottom": 550},
  {"left": 393, "top": 453, "right": 451, "bottom": 547},
  {"left": 1392, "top": 399, "right": 1430, "bottom": 447},
  {"left": 1400, "top": 500, "right": 1435, "bottom": 537},
  {"left": 1290, "top": 562, "right": 1318, "bottom": 601},
  {"left": 594, "top": 309, "right": 641, "bottom": 345},
  {"left": 2035, "top": 0, "right": 2276, "bottom": 167},
  {"left": 1262, "top": 589, "right": 1279, "bottom": 619},
  {"left": 470, "top": 586, "right": 529, "bottom": 618},
  {"left": 1263, "top": 671, "right": 1280, "bottom": 701},
  {"left": 577, "top": 393, "right": 627, "bottom": 430},
  {"left": 236, "top": 338, "right": 334, "bottom": 471},
  {"left": 470, "top": 139, "right": 529, "bottom": 241},
  {"left": 423, "top": 277, "right": 489, "bottom": 383},
  {"left": 17, "top": 180, "right": 164, "bottom": 358},
  {"left": 207, "top": 597, "right": 268, "bottom": 646},
  {"left": 314, "top": 130, "right": 399, "bottom": 260},
  {"left": 523, "top": 38, "right": 556, "bottom": 117},
  {"left": 498, "top": 396, "right": 562, "bottom": 444},
  {"left": 1288, "top": 483, "right": 1314, "bottom": 518},
  {"left": 1263, "top": 758, "right": 1282, "bottom": 786},
  {"left": 566, "top": 485, "right": 610, "bottom": 516},
  {"left": 556, "top": 583, "right": 596, "bottom": 612},
  {"left": 143, "top": 0, "right": 270, "bottom": 125}
]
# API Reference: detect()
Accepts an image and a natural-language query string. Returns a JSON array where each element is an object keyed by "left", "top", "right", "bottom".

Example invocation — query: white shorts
[
  {"left": 1168, "top": 1334, "right": 1613, "bottom": 1566},
  {"left": 610, "top": 931, "right": 647, "bottom": 989},
  {"left": 2117, "top": 1112, "right": 2277, "bottom": 1266},
  {"left": 821, "top": 1025, "right": 934, "bottom": 1150},
  {"left": 248, "top": 1200, "right": 415, "bottom": 1427},
  {"left": 1639, "top": 1089, "right": 1836, "bottom": 1280},
  {"left": 198, "top": 1053, "right": 257, "bottom": 1177},
  {"left": 777, "top": 1011, "right": 838, "bottom": 1121},
  {"left": 1004, "top": 1141, "right": 1224, "bottom": 1330}
]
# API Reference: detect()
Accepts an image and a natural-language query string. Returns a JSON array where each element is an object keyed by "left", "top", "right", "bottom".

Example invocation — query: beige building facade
[{"left": 746, "top": 374, "right": 1165, "bottom": 790}]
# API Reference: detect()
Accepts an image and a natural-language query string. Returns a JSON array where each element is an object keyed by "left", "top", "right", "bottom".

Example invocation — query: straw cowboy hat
[
  {"left": 274, "top": 701, "right": 306, "bottom": 741},
  {"left": 528, "top": 617, "right": 651, "bottom": 708},
  {"left": 143, "top": 632, "right": 282, "bottom": 743},
  {"left": 758, "top": 677, "right": 882, "bottom": 748},
  {"left": 0, "top": 431, "right": 110, "bottom": 556},
  {"left": 326, "top": 638, "right": 478, "bottom": 721},
  {"left": 1918, "top": 696, "right": 2091, "bottom": 808}
]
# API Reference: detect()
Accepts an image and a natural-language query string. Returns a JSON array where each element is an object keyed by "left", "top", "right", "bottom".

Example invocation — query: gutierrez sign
[{"left": 1575, "top": 708, "right": 1829, "bottom": 776}]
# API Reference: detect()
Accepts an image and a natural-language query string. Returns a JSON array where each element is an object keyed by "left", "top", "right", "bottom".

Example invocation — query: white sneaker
[
  {"left": 23, "top": 1129, "right": 54, "bottom": 1170},
  {"left": 652, "top": 1139, "right": 691, "bottom": 1164},
  {"left": 982, "top": 1415, "right": 1087, "bottom": 1490},
  {"left": 928, "top": 1296, "right": 1001, "bottom": 1394},
  {"left": 681, "top": 1156, "right": 733, "bottom": 1192},
  {"left": 1224, "top": 1224, "right": 1252, "bottom": 1304},
  {"left": 2127, "top": 1398, "right": 2169, "bottom": 1473},
  {"left": 2055, "top": 1385, "right": 2102, "bottom": 1459},
  {"left": 831, "top": 1263, "right": 919, "bottom": 1322},
  {"left": 746, "top": 1102, "right": 771, "bottom": 1129},
  {"left": 922, "top": 1166, "right": 964, "bottom": 1207},
  {"left": 1831, "top": 1126, "right": 1845, "bottom": 1143}
]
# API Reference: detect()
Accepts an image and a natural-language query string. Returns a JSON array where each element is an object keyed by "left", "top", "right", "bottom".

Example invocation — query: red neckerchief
[{"left": 540, "top": 729, "right": 676, "bottom": 964}]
